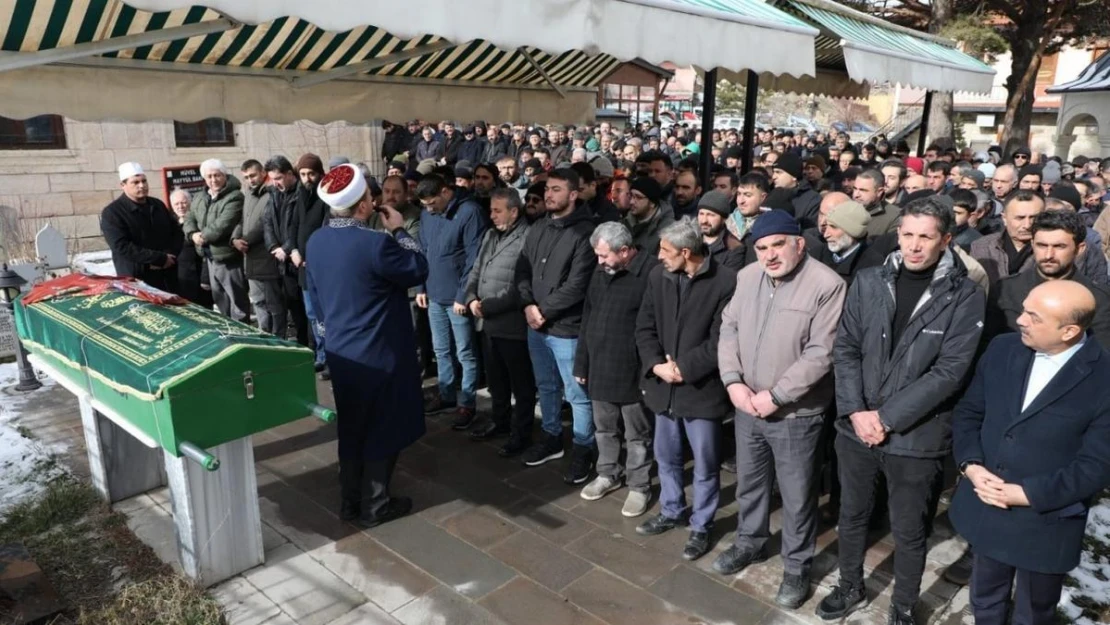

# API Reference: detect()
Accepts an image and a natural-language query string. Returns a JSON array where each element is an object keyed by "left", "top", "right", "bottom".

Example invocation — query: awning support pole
[
  {"left": 0, "top": 17, "right": 238, "bottom": 73},
  {"left": 698, "top": 68, "right": 718, "bottom": 190},
  {"left": 917, "top": 90, "right": 934, "bottom": 156},
  {"left": 742, "top": 70, "right": 760, "bottom": 174},
  {"left": 291, "top": 40, "right": 456, "bottom": 88},
  {"left": 519, "top": 47, "right": 567, "bottom": 99}
]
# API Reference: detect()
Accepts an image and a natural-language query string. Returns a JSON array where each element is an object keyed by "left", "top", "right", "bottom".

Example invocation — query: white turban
[{"left": 317, "top": 164, "right": 367, "bottom": 211}]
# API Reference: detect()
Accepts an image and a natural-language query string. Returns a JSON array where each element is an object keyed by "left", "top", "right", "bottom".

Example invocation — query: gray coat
[
  {"left": 235, "top": 184, "right": 280, "bottom": 280},
  {"left": 464, "top": 218, "right": 530, "bottom": 339}
]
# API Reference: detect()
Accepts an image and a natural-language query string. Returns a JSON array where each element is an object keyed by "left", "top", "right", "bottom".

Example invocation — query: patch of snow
[
  {"left": 1060, "top": 498, "right": 1110, "bottom": 625},
  {"left": 0, "top": 362, "right": 66, "bottom": 515}
]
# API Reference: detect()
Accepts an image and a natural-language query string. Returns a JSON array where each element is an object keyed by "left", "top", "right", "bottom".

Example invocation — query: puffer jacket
[
  {"left": 833, "top": 248, "right": 985, "bottom": 458},
  {"left": 464, "top": 218, "right": 530, "bottom": 339},
  {"left": 183, "top": 183, "right": 244, "bottom": 263},
  {"left": 515, "top": 204, "right": 596, "bottom": 338}
]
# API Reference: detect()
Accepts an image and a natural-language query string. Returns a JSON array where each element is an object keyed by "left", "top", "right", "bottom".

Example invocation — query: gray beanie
[{"left": 825, "top": 201, "right": 871, "bottom": 240}]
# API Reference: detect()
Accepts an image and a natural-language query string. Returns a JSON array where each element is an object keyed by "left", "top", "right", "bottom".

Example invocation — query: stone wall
[{"left": 0, "top": 118, "right": 384, "bottom": 262}]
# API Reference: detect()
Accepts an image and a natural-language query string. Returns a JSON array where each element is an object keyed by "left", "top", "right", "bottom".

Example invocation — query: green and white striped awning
[
  {"left": 0, "top": 0, "right": 821, "bottom": 124},
  {"left": 785, "top": 0, "right": 995, "bottom": 94}
]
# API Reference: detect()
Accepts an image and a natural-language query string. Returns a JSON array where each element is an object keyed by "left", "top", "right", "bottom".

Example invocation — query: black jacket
[
  {"left": 292, "top": 184, "right": 329, "bottom": 288},
  {"left": 803, "top": 229, "right": 876, "bottom": 287},
  {"left": 833, "top": 248, "right": 986, "bottom": 458},
  {"left": 987, "top": 267, "right": 1110, "bottom": 349},
  {"left": 574, "top": 250, "right": 659, "bottom": 404},
  {"left": 264, "top": 183, "right": 300, "bottom": 278},
  {"left": 515, "top": 205, "right": 596, "bottom": 337},
  {"left": 586, "top": 195, "right": 620, "bottom": 225},
  {"left": 457, "top": 138, "right": 484, "bottom": 166},
  {"left": 464, "top": 218, "right": 530, "bottom": 339},
  {"left": 790, "top": 182, "right": 822, "bottom": 231},
  {"left": 635, "top": 257, "right": 737, "bottom": 419},
  {"left": 442, "top": 133, "right": 465, "bottom": 166},
  {"left": 100, "top": 194, "right": 183, "bottom": 292},
  {"left": 707, "top": 232, "right": 749, "bottom": 271}
]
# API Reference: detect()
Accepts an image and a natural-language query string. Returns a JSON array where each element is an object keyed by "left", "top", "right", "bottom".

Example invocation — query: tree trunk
[
  {"left": 999, "top": 2, "right": 1055, "bottom": 154},
  {"left": 925, "top": 0, "right": 954, "bottom": 144}
]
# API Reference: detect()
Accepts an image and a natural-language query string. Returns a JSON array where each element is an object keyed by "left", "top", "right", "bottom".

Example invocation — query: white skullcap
[
  {"left": 317, "top": 164, "right": 368, "bottom": 211},
  {"left": 978, "top": 163, "right": 997, "bottom": 178},
  {"left": 118, "top": 162, "right": 145, "bottom": 181}
]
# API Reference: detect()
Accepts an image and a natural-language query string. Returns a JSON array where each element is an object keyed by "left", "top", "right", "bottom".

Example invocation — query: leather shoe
[
  {"left": 356, "top": 496, "right": 413, "bottom": 529},
  {"left": 469, "top": 421, "right": 510, "bottom": 441},
  {"left": 712, "top": 544, "right": 767, "bottom": 575},
  {"left": 682, "top": 530, "right": 711, "bottom": 561},
  {"left": 339, "top": 498, "right": 360, "bottom": 522},
  {"left": 498, "top": 437, "right": 531, "bottom": 457},
  {"left": 636, "top": 513, "right": 685, "bottom": 536}
]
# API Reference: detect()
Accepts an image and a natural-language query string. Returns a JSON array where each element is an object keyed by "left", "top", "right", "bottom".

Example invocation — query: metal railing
[{"left": 868, "top": 93, "right": 927, "bottom": 144}]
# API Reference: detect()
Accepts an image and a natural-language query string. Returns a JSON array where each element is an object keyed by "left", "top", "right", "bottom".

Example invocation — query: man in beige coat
[{"left": 712, "top": 209, "right": 847, "bottom": 611}]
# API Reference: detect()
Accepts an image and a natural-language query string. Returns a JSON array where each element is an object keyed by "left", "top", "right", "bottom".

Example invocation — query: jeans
[
  {"left": 428, "top": 302, "right": 478, "bottom": 409},
  {"left": 526, "top": 329, "right": 594, "bottom": 447},
  {"left": 482, "top": 333, "right": 536, "bottom": 438},
  {"left": 302, "top": 287, "right": 325, "bottom": 365},
  {"left": 733, "top": 411, "right": 823, "bottom": 575},
  {"left": 593, "top": 401, "right": 653, "bottom": 492},
  {"left": 835, "top": 434, "right": 942, "bottom": 610},
  {"left": 655, "top": 413, "right": 720, "bottom": 533}
]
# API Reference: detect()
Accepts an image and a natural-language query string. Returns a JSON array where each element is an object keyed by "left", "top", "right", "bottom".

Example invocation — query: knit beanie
[
  {"left": 750, "top": 209, "right": 801, "bottom": 241},
  {"left": 825, "top": 201, "right": 871, "bottom": 239},
  {"left": 295, "top": 153, "right": 324, "bottom": 175},
  {"left": 774, "top": 152, "right": 803, "bottom": 181},
  {"left": 697, "top": 190, "right": 731, "bottom": 218},
  {"left": 630, "top": 177, "right": 664, "bottom": 204}
]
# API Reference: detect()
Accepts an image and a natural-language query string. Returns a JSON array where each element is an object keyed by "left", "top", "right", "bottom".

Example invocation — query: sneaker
[
  {"left": 521, "top": 433, "right": 564, "bottom": 467},
  {"left": 499, "top": 436, "right": 531, "bottom": 458},
  {"left": 423, "top": 396, "right": 457, "bottom": 415},
  {"left": 317, "top": 367, "right": 331, "bottom": 381},
  {"left": 942, "top": 549, "right": 972, "bottom": 586},
  {"left": 451, "top": 407, "right": 477, "bottom": 430},
  {"left": 580, "top": 476, "right": 621, "bottom": 501},
  {"left": 888, "top": 604, "right": 915, "bottom": 625},
  {"left": 563, "top": 444, "right": 595, "bottom": 485},
  {"left": 775, "top": 572, "right": 811, "bottom": 609},
  {"left": 622, "top": 490, "right": 650, "bottom": 517},
  {"left": 721, "top": 456, "right": 737, "bottom": 473},
  {"left": 682, "top": 530, "right": 711, "bottom": 561},
  {"left": 815, "top": 582, "right": 867, "bottom": 621},
  {"left": 712, "top": 544, "right": 767, "bottom": 575},
  {"left": 355, "top": 496, "right": 413, "bottom": 529},
  {"left": 636, "top": 513, "right": 684, "bottom": 536}
]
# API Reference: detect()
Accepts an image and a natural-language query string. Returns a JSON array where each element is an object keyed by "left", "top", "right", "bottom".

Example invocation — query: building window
[
  {"left": 0, "top": 115, "right": 67, "bottom": 150},
  {"left": 173, "top": 118, "right": 235, "bottom": 148}
]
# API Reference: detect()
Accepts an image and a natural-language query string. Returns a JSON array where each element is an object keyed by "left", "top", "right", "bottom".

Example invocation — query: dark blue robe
[{"left": 306, "top": 218, "right": 429, "bottom": 461}]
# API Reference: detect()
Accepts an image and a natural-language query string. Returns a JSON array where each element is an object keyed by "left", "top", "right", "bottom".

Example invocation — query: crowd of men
[{"left": 99, "top": 118, "right": 1110, "bottom": 625}]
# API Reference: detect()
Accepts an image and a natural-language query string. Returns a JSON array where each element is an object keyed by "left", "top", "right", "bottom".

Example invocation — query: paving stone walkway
[{"left": 18, "top": 377, "right": 979, "bottom": 625}]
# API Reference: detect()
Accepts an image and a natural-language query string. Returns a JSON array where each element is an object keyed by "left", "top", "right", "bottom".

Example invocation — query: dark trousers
[
  {"left": 593, "top": 401, "right": 653, "bottom": 492},
  {"left": 339, "top": 454, "right": 400, "bottom": 519},
  {"left": 482, "top": 333, "right": 536, "bottom": 439},
  {"left": 835, "top": 435, "right": 942, "bottom": 610},
  {"left": 655, "top": 414, "right": 721, "bottom": 533},
  {"left": 414, "top": 303, "right": 435, "bottom": 375},
  {"left": 733, "top": 412, "right": 823, "bottom": 575},
  {"left": 970, "top": 552, "right": 1064, "bottom": 625},
  {"left": 280, "top": 273, "right": 308, "bottom": 345}
]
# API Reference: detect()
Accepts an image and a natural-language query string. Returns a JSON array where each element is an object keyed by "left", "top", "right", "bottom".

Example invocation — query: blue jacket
[
  {"left": 950, "top": 333, "right": 1110, "bottom": 574},
  {"left": 418, "top": 190, "right": 487, "bottom": 305}
]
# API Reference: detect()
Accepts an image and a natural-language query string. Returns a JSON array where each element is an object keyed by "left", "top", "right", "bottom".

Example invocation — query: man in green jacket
[{"left": 184, "top": 158, "right": 248, "bottom": 321}]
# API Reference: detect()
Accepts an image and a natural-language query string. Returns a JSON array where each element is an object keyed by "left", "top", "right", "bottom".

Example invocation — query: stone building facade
[{"left": 0, "top": 118, "right": 384, "bottom": 262}]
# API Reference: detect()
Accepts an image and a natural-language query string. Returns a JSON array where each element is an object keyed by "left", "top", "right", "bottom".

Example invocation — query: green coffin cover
[{"left": 14, "top": 290, "right": 312, "bottom": 401}]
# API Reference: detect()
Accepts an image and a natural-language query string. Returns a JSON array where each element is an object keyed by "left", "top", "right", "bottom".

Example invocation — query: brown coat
[
  {"left": 970, "top": 231, "right": 1033, "bottom": 287},
  {"left": 718, "top": 255, "right": 847, "bottom": 419}
]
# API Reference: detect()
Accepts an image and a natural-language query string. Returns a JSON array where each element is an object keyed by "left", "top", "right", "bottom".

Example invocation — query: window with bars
[
  {"left": 0, "top": 115, "right": 67, "bottom": 150},
  {"left": 173, "top": 118, "right": 236, "bottom": 148}
]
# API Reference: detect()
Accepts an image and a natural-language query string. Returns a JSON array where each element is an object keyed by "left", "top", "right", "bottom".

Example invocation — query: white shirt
[{"left": 1022, "top": 338, "right": 1086, "bottom": 412}]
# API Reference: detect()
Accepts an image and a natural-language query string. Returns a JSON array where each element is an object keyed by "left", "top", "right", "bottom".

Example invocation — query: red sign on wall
[{"left": 161, "top": 164, "right": 205, "bottom": 206}]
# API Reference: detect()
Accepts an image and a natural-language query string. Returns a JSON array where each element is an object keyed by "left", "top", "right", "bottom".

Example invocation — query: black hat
[
  {"left": 774, "top": 151, "right": 804, "bottom": 181},
  {"left": 697, "top": 191, "right": 731, "bottom": 217},
  {"left": 1049, "top": 183, "right": 1082, "bottom": 211},
  {"left": 750, "top": 209, "right": 801, "bottom": 241},
  {"left": 630, "top": 177, "right": 664, "bottom": 204},
  {"left": 526, "top": 182, "right": 546, "bottom": 198},
  {"left": 523, "top": 158, "right": 542, "bottom": 171}
]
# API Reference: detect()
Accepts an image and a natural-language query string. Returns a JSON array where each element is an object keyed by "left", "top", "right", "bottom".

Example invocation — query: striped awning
[
  {"left": 1047, "top": 52, "right": 1110, "bottom": 94},
  {"left": 0, "top": 0, "right": 821, "bottom": 124},
  {"left": 785, "top": 0, "right": 995, "bottom": 94}
]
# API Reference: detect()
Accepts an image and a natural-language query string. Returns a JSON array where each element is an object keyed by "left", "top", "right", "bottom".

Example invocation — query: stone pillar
[
  {"left": 164, "top": 436, "right": 264, "bottom": 587},
  {"left": 1053, "top": 134, "right": 1077, "bottom": 161},
  {"left": 1098, "top": 133, "right": 1110, "bottom": 159},
  {"left": 79, "top": 396, "right": 167, "bottom": 503}
]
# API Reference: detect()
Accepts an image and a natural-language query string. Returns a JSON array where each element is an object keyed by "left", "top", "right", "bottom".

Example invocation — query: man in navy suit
[{"left": 951, "top": 280, "right": 1110, "bottom": 625}]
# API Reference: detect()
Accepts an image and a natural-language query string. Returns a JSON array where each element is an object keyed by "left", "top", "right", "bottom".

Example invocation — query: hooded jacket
[
  {"left": 833, "top": 248, "right": 986, "bottom": 458},
  {"left": 515, "top": 204, "right": 596, "bottom": 337},
  {"left": 417, "top": 189, "right": 487, "bottom": 306}
]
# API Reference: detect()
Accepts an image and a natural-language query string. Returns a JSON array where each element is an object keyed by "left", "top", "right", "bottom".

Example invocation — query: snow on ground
[
  {"left": 1060, "top": 496, "right": 1110, "bottom": 625},
  {"left": 0, "top": 362, "right": 66, "bottom": 515}
]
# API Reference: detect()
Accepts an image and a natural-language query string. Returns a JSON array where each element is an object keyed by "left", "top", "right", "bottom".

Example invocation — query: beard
[{"left": 826, "top": 233, "right": 856, "bottom": 253}]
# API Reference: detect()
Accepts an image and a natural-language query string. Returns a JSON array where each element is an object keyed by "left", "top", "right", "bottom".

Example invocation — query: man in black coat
[
  {"left": 290, "top": 153, "right": 330, "bottom": 374},
  {"left": 951, "top": 281, "right": 1110, "bottom": 625},
  {"left": 574, "top": 222, "right": 658, "bottom": 518},
  {"left": 263, "top": 155, "right": 308, "bottom": 346},
  {"left": 634, "top": 218, "right": 737, "bottom": 562},
  {"left": 986, "top": 209, "right": 1110, "bottom": 348},
  {"left": 819, "top": 196, "right": 985, "bottom": 625},
  {"left": 100, "top": 162, "right": 182, "bottom": 294}
]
